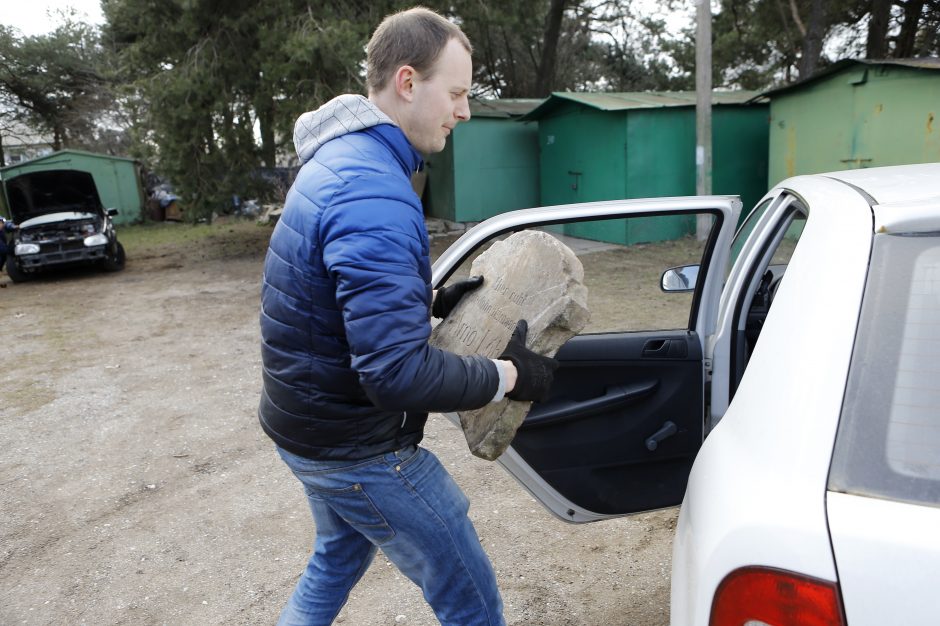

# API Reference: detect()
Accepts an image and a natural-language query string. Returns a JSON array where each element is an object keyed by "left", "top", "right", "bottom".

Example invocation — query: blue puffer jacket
[{"left": 259, "top": 95, "right": 499, "bottom": 460}]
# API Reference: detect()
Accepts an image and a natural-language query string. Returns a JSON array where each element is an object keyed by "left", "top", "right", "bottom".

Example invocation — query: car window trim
[
  {"left": 433, "top": 206, "right": 728, "bottom": 335},
  {"left": 728, "top": 196, "right": 808, "bottom": 400}
]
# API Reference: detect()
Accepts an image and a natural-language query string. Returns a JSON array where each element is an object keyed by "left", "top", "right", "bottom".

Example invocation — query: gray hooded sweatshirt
[{"left": 293, "top": 94, "right": 394, "bottom": 165}]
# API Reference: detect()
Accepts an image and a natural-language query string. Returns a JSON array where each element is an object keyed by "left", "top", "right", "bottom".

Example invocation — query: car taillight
[{"left": 710, "top": 566, "right": 846, "bottom": 626}]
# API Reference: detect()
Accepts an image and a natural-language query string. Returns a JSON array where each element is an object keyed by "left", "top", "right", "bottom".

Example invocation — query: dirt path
[{"left": 1, "top": 222, "right": 675, "bottom": 625}]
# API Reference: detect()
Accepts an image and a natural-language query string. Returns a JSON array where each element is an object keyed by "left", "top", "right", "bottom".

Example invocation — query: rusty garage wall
[{"left": 765, "top": 59, "right": 940, "bottom": 186}]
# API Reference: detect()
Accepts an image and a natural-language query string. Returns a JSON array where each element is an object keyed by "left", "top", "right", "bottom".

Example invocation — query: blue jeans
[{"left": 275, "top": 444, "right": 505, "bottom": 626}]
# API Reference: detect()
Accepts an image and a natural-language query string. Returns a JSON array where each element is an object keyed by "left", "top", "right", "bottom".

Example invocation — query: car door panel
[
  {"left": 513, "top": 331, "right": 702, "bottom": 515},
  {"left": 432, "top": 196, "right": 740, "bottom": 522}
]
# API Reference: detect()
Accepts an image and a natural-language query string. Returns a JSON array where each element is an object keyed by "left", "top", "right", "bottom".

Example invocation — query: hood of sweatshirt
[{"left": 293, "top": 94, "right": 395, "bottom": 165}]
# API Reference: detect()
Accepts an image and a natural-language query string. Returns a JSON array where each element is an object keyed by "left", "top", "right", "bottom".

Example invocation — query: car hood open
[
  {"left": 5, "top": 169, "right": 104, "bottom": 224},
  {"left": 18, "top": 212, "right": 101, "bottom": 229}
]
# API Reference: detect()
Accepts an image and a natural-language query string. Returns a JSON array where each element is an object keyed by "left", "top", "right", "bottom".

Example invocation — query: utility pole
[{"left": 695, "top": 0, "right": 712, "bottom": 241}]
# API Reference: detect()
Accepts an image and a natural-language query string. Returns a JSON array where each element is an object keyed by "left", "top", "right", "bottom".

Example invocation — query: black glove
[
  {"left": 432, "top": 275, "right": 484, "bottom": 319},
  {"left": 498, "top": 320, "right": 559, "bottom": 403}
]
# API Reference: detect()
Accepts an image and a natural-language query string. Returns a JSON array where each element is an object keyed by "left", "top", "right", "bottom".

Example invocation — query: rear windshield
[{"left": 829, "top": 232, "right": 940, "bottom": 507}]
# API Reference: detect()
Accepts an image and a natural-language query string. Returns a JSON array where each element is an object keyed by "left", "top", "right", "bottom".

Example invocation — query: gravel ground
[{"left": 1, "top": 221, "right": 678, "bottom": 625}]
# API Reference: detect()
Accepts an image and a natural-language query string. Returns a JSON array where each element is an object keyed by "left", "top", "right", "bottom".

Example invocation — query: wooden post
[{"left": 695, "top": 0, "right": 713, "bottom": 241}]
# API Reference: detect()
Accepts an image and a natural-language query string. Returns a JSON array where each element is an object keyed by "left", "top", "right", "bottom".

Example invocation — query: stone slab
[{"left": 429, "top": 230, "right": 590, "bottom": 460}]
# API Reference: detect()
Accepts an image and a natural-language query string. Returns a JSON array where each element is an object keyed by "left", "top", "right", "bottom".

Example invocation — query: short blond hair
[{"left": 366, "top": 7, "right": 471, "bottom": 93}]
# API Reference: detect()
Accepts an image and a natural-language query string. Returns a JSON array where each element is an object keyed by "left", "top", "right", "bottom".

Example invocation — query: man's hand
[
  {"left": 498, "top": 320, "right": 559, "bottom": 402},
  {"left": 432, "top": 275, "right": 484, "bottom": 319}
]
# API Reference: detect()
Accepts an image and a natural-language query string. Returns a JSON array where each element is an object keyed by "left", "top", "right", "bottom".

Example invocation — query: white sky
[
  {"left": 1, "top": 1, "right": 692, "bottom": 39},
  {"left": 2, "top": 0, "right": 104, "bottom": 36}
]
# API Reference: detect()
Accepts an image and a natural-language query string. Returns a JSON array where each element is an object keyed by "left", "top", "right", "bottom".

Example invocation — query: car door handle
[
  {"left": 642, "top": 338, "right": 689, "bottom": 358},
  {"left": 521, "top": 381, "right": 659, "bottom": 429}
]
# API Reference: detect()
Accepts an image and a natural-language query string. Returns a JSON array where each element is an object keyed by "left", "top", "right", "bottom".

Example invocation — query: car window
[
  {"left": 438, "top": 212, "right": 719, "bottom": 334},
  {"left": 728, "top": 198, "right": 772, "bottom": 272},
  {"left": 729, "top": 201, "right": 807, "bottom": 397},
  {"left": 770, "top": 215, "right": 806, "bottom": 265},
  {"left": 830, "top": 233, "right": 940, "bottom": 506}
]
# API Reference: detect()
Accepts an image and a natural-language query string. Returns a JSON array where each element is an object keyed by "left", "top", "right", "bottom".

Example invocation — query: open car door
[{"left": 432, "top": 196, "right": 740, "bottom": 523}]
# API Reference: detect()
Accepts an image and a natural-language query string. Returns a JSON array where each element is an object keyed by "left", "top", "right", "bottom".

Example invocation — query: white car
[{"left": 433, "top": 163, "right": 940, "bottom": 625}]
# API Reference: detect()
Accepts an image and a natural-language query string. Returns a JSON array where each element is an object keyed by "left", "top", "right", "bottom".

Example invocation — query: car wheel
[
  {"left": 103, "top": 241, "right": 126, "bottom": 272},
  {"left": 6, "top": 257, "right": 30, "bottom": 283}
]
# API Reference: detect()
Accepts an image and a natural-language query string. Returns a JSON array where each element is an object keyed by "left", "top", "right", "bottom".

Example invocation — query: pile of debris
[
  {"left": 425, "top": 217, "right": 476, "bottom": 239},
  {"left": 256, "top": 205, "right": 284, "bottom": 226}
]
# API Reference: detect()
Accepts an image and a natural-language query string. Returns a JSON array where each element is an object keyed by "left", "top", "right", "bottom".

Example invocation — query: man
[
  {"left": 259, "top": 7, "right": 557, "bottom": 625},
  {"left": 0, "top": 217, "right": 16, "bottom": 276}
]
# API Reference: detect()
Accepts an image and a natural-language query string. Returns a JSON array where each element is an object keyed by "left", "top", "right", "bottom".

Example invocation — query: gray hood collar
[{"left": 293, "top": 94, "right": 395, "bottom": 164}]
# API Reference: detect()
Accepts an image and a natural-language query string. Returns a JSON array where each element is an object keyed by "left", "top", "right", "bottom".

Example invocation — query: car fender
[{"left": 670, "top": 175, "right": 874, "bottom": 625}]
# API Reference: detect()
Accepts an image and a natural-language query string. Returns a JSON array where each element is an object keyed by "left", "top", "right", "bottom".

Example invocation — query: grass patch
[
  {"left": 117, "top": 220, "right": 273, "bottom": 260},
  {"left": 6, "top": 381, "right": 57, "bottom": 414}
]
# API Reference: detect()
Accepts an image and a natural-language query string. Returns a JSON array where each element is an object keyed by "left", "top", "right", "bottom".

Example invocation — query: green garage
[
  {"left": 423, "top": 98, "right": 542, "bottom": 223},
  {"left": 524, "top": 92, "right": 769, "bottom": 245},
  {"left": 0, "top": 150, "right": 145, "bottom": 225},
  {"left": 764, "top": 58, "right": 940, "bottom": 186}
]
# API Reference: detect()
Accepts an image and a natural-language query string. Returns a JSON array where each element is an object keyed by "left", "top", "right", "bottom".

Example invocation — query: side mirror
[
  {"left": 661, "top": 265, "right": 700, "bottom": 292},
  {"left": 107, "top": 208, "right": 120, "bottom": 217}
]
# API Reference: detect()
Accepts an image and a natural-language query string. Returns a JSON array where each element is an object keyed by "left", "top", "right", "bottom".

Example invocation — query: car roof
[
  {"left": 821, "top": 163, "right": 940, "bottom": 206},
  {"left": 819, "top": 163, "right": 940, "bottom": 234}
]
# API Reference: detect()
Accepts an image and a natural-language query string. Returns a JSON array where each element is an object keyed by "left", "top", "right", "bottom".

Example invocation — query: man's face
[{"left": 402, "top": 37, "right": 472, "bottom": 154}]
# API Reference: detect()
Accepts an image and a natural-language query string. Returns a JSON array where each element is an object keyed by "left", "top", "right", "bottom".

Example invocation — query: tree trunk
[
  {"left": 896, "top": 0, "right": 926, "bottom": 57},
  {"left": 479, "top": 25, "right": 503, "bottom": 95},
  {"left": 798, "top": 0, "right": 825, "bottom": 79},
  {"left": 257, "top": 98, "right": 276, "bottom": 168},
  {"left": 867, "top": 0, "right": 892, "bottom": 58},
  {"left": 222, "top": 103, "right": 234, "bottom": 142},
  {"left": 203, "top": 114, "right": 215, "bottom": 156},
  {"left": 499, "top": 25, "right": 520, "bottom": 97},
  {"left": 775, "top": 0, "right": 800, "bottom": 79},
  {"left": 535, "top": 0, "right": 566, "bottom": 97}
]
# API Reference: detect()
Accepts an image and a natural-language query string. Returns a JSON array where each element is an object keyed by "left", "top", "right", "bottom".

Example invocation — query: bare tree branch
[{"left": 789, "top": 0, "right": 808, "bottom": 37}]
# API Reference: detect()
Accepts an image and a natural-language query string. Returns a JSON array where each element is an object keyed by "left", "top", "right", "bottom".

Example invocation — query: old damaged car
[
  {"left": 4, "top": 169, "right": 126, "bottom": 282},
  {"left": 433, "top": 163, "right": 940, "bottom": 625}
]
